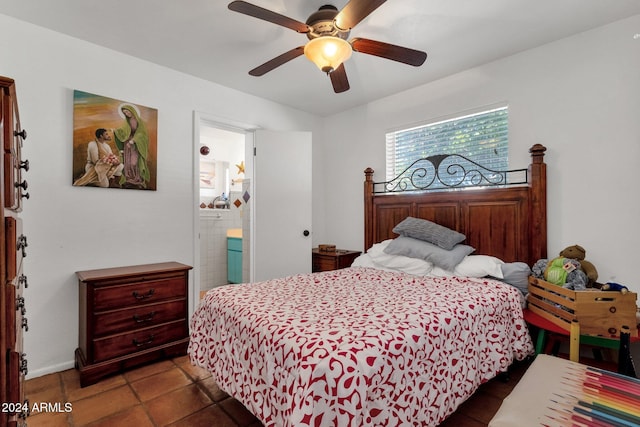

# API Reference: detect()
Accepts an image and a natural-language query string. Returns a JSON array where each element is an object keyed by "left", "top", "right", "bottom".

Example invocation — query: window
[{"left": 385, "top": 106, "right": 509, "bottom": 188}]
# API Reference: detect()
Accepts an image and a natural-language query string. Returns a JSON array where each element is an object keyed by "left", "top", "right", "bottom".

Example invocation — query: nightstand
[{"left": 312, "top": 248, "right": 361, "bottom": 272}]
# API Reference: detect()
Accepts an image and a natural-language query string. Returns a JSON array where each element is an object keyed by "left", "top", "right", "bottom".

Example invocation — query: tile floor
[{"left": 24, "top": 355, "right": 532, "bottom": 426}]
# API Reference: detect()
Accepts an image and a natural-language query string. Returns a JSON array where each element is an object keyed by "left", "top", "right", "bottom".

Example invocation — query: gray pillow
[
  {"left": 495, "top": 262, "right": 531, "bottom": 295},
  {"left": 393, "top": 217, "right": 466, "bottom": 250},
  {"left": 384, "top": 235, "right": 475, "bottom": 271}
]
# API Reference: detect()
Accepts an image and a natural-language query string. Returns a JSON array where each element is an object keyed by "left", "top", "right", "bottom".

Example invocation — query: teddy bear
[
  {"left": 532, "top": 244, "right": 597, "bottom": 290},
  {"left": 559, "top": 244, "right": 598, "bottom": 287}
]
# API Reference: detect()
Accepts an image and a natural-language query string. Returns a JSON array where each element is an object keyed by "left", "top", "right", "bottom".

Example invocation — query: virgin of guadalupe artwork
[{"left": 72, "top": 90, "right": 158, "bottom": 190}]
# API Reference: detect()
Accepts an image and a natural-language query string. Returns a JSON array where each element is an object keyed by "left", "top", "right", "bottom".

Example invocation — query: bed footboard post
[
  {"left": 528, "top": 144, "right": 547, "bottom": 265},
  {"left": 364, "top": 168, "right": 375, "bottom": 251}
]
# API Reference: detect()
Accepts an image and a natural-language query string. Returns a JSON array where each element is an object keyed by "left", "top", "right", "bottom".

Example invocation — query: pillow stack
[
  {"left": 377, "top": 216, "right": 531, "bottom": 294},
  {"left": 383, "top": 217, "right": 474, "bottom": 272}
]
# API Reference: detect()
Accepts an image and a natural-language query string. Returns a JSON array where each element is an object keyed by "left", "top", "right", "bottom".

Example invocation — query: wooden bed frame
[{"left": 364, "top": 144, "right": 547, "bottom": 266}]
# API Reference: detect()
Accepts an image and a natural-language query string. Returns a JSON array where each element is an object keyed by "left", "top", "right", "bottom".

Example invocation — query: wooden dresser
[
  {"left": 312, "top": 248, "right": 361, "bottom": 272},
  {"left": 1, "top": 76, "right": 30, "bottom": 427},
  {"left": 75, "top": 262, "right": 192, "bottom": 387}
]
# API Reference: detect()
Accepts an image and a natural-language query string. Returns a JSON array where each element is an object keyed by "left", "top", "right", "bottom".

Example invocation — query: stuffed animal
[
  {"left": 558, "top": 244, "right": 598, "bottom": 287},
  {"left": 601, "top": 282, "right": 629, "bottom": 294},
  {"left": 531, "top": 244, "right": 597, "bottom": 290}
]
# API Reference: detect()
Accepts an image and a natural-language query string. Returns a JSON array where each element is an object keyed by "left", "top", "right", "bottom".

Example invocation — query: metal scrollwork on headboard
[{"left": 374, "top": 154, "right": 529, "bottom": 193}]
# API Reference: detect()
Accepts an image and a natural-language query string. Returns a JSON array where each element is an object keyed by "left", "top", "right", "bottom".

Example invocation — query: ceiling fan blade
[
  {"left": 351, "top": 38, "right": 427, "bottom": 66},
  {"left": 329, "top": 64, "right": 350, "bottom": 93},
  {"left": 334, "top": 0, "right": 387, "bottom": 30},
  {"left": 228, "top": 1, "right": 310, "bottom": 33},
  {"left": 248, "top": 46, "right": 305, "bottom": 76}
]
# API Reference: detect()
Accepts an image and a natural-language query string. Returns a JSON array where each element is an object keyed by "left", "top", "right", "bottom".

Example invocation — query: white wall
[
  {"left": 320, "top": 15, "right": 640, "bottom": 294},
  {"left": 0, "top": 14, "right": 323, "bottom": 377}
]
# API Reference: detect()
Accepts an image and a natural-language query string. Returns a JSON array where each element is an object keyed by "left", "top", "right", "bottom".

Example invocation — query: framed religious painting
[{"left": 72, "top": 90, "right": 158, "bottom": 190}]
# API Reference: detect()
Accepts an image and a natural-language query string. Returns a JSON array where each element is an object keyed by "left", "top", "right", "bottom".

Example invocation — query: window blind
[{"left": 386, "top": 106, "right": 509, "bottom": 183}]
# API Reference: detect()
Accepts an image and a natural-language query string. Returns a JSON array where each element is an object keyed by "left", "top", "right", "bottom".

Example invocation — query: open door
[{"left": 252, "top": 130, "right": 312, "bottom": 281}]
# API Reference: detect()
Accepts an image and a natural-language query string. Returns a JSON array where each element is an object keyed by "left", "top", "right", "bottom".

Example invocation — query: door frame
[{"left": 191, "top": 111, "right": 258, "bottom": 317}]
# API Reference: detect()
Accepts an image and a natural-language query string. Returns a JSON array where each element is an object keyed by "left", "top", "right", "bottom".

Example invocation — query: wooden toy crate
[{"left": 527, "top": 276, "right": 638, "bottom": 336}]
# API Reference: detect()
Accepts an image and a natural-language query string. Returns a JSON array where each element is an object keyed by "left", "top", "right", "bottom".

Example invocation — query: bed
[{"left": 189, "top": 144, "right": 548, "bottom": 426}]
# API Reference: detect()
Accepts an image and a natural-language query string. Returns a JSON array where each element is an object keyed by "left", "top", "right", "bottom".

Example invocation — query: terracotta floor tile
[
  {"left": 145, "top": 384, "right": 212, "bottom": 426},
  {"left": 173, "top": 355, "right": 191, "bottom": 365},
  {"left": 167, "top": 404, "right": 238, "bottom": 427},
  {"left": 123, "top": 358, "right": 176, "bottom": 383},
  {"left": 179, "top": 361, "right": 212, "bottom": 382},
  {"left": 84, "top": 405, "right": 154, "bottom": 427},
  {"left": 219, "top": 398, "right": 261, "bottom": 427},
  {"left": 479, "top": 377, "right": 522, "bottom": 400},
  {"left": 58, "top": 366, "right": 80, "bottom": 384},
  {"left": 25, "top": 372, "right": 62, "bottom": 395},
  {"left": 197, "top": 376, "right": 230, "bottom": 402},
  {"left": 23, "top": 411, "right": 72, "bottom": 427},
  {"left": 456, "top": 391, "right": 504, "bottom": 425},
  {"left": 70, "top": 384, "right": 138, "bottom": 426},
  {"left": 478, "top": 359, "right": 533, "bottom": 401},
  {"left": 62, "top": 369, "right": 127, "bottom": 402},
  {"left": 438, "top": 412, "right": 486, "bottom": 427},
  {"left": 130, "top": 367, "right": 193, "bottom": 402},
  {"left": 25, "top": 355, "right": 528, "bottom": 427},
  {"left": 25, "top": 372, "right": 65, "bottom": 404}
]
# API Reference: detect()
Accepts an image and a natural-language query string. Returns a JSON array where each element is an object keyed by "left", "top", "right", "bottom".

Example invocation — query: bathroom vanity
[{"left": 227, "top": 229, "right": 242, "bottom": 283}]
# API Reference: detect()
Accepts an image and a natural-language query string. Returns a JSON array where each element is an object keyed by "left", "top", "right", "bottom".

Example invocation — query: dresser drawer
[
  {"left": 92, "top": 320, "right": 187, "bottom": 363},
  {"left": 93, "top": 277, "right": 186, "bottom": 311},
  {"left": 76, "top": 262, "right": 192, "bottom": 386},
  {"left": 7, "top": 350, "right": 25, "bottom": 404},
  {"left": 312, "top": 255, "right": 336, "bottom": 272},
  {"left": 93, "top": 299, "right": 187, "bottom": 337},
  {"left": 4, "top": 217, "right": 24, "bottom": 282},
  {"left": 312, "top": 249, "right": 361, "bottom": 272}
]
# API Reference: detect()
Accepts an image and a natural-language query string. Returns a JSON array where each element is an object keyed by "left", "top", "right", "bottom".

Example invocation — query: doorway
[
  {"left": 191, "top": 113, "right": 313, "bottom": 314},
  {"left": 192, "top": 113, "right": 255, "bottom": 310}
]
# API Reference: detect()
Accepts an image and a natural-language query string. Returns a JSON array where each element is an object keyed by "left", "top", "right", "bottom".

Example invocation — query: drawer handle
[
  {"left": 132, "top": 334, "right": 155, "bottom": 347},
  {"left": 14, "top": 129, "right": 27, "bottom": 140},
  {"left": 132, "top": 289, "right": 155, "bottom": 300},
  {"left": 20, "top": 352, "right": 28, "bottom": 375},
  {"left": 19, "top": 274, "right": 28, "bottom": 289},
  {"left": 133, "top": 311, "right": 156, "bottom": 323},
  {"left": 16, "top": 296, "right": 26, "bottom": 316},
  {"left": 15, "top": 180, "right": 28, "bottom": 191},
  {"left": 17, "top": 234, "right": 28, "bottom": 257}
]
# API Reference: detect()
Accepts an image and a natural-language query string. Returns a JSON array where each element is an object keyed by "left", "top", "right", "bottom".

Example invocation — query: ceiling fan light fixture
[{"left": 304, "top": 36, "right": 352, "bottom": 74}]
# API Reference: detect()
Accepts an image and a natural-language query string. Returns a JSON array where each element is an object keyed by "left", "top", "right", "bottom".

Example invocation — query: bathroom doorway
[
  {"left": 194, "top": 113, "right": 253, "bottom": 300},
  {"left": 192, "top": 113, "right": 312, "bottom": 312}
]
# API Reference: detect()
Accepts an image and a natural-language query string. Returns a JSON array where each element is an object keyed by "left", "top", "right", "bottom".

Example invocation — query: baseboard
[{"left": 26, "top": 359, "right": 75, "bottom": 380}]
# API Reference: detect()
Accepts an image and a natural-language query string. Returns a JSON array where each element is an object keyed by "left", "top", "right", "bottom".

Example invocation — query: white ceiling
[{"left": 2, "top": 0, "right": 639, "bottom": 116}]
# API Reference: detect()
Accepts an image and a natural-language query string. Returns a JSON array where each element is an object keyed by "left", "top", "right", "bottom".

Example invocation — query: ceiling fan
[{"left": 228, "top": 0, "right": 427, "bottom": 93}]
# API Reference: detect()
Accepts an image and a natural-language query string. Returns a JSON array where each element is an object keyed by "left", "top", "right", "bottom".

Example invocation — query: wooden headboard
[{"left": 364, "top": 144, "right": 547, "bottom": 266}]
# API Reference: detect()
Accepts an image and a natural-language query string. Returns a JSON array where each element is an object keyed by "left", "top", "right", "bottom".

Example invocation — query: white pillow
[
  {"left": 350, "top": 253, "right": 377, "bottom": 268},
  {"left": 429, "top": 266, "right": 454, "bottom": 277},
  {"left": 453, "top": 255, "right": 504, "bottom": 278},
  {"left": 366, "top": 240, "right": 434, "bottom": 276}
]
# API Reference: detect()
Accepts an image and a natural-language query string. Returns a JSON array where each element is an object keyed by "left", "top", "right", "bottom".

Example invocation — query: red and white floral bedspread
[{"left": 189, "top": 267, "right": 534, "bottom": 427}]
